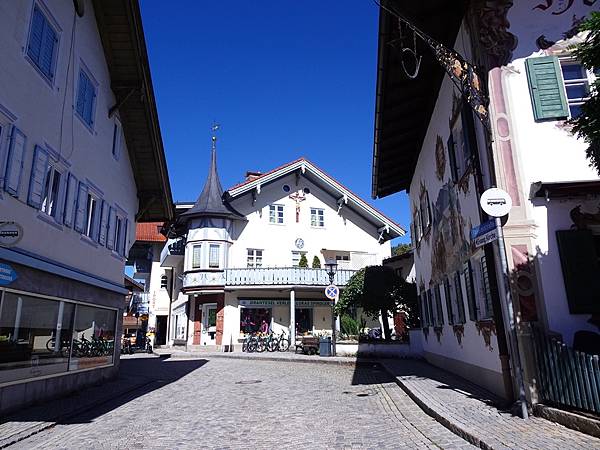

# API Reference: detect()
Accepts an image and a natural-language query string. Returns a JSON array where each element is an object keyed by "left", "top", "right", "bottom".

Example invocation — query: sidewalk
[
  {"left": 153, "top": 347, "right": 371, "bottom": 365},
  {"left": 379, "top": 358, "right": 600, "bottom": 450},
  {"left": 0, "top": 355, "right": 168, "bottom": 449}
]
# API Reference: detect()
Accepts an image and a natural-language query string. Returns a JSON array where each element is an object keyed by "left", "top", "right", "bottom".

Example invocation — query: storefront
[
  {"left": 0, "top": 259, "right": 124, "bottom": 414},
  {"left": 238, "top": 298, "right": 332, "bottom": 337}
]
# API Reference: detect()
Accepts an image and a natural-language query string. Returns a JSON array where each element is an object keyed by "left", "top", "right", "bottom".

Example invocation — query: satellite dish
[{"left": 73, "top": 0, "right": 84, "bottom": 17}]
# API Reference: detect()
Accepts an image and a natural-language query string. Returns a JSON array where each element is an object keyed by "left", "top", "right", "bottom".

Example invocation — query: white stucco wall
[
  {"left": 0, "top": 0, "right": 138, "bottom": 286},
  {"left": 228, "top": 172, "right": 391, "bottom": 268},
  {"left": 408, "top": 24, "right": 504, "bottom": 384}
]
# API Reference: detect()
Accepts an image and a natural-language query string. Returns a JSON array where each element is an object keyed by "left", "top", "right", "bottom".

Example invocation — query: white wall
[
  {"left": 0, "top": 0, "right": 138, "bottom": 286},
  {"left": 228, "top": 172, "right": 391, "bottom": 268},
  {"left": 408, "top": 24, "right": 503, "bottom": 378}
]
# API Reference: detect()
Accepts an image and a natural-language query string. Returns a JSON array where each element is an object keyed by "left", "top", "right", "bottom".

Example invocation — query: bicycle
[
  {"left": 265, "top": 331, "right": 279, "bottom": 352},
  {"left": 277, "top": 331, "right": 290, "bottom": 352},
  {"left": 45, "top": 335, "right": 71, "bottom": 357}
]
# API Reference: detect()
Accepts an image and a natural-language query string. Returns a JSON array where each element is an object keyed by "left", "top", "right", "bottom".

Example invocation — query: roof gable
[{"left": 224, "top": 158, "right": 405, "bottom": 240}]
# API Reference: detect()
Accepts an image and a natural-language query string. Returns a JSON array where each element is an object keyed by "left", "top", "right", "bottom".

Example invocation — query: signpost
[
  {"left": 479, "top": 187, "right": 528, "bottom": 419},
  {"left": 325, "top": 284, "right": 339, "bottom": 356}
]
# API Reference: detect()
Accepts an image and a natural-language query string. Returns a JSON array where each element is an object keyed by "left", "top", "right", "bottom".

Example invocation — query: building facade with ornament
[
  {"left": 372, "top": 0, "right": 599, "bottom": 414},
  {"left": 149, "top": 140, "right": 403, "bottom": 351}
]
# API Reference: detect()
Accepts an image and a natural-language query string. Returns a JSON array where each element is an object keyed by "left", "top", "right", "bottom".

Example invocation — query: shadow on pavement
[
  {"left": 3, "top": 356, "right": 208, "bottom": 427},
  {"left": 349, "top": 358, "right": 396, "bottom": 386}
]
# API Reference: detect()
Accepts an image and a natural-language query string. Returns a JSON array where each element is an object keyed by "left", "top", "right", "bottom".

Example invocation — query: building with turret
[{"left": 136, "top": 135, "right": 404, "bottom": 351}]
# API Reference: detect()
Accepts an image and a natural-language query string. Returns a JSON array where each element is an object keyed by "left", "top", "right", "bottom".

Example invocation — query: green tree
[
  {"left": 571, "top": 12, "right": 600, "bottom": 174},
  {"left": 391, "top": 243, "right": 412, "bottom": 256},
  {"left": 335, "top": 266, "right": 418, "bottom": 340},
  {"left": 311, "top": 256, "right": 321, "bottom": 268},
  {"left": 298, "top": 254, "right": 309, "bottom": 268}
]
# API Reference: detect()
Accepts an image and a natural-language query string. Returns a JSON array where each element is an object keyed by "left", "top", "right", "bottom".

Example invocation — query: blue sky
[{"left": 139, "top": 0, "right": 410, "bottom": 245}]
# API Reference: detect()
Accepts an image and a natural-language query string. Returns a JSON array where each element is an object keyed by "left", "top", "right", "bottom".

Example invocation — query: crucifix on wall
[{"left": 289, "top": 190, "right": 306, "bottom": 223}]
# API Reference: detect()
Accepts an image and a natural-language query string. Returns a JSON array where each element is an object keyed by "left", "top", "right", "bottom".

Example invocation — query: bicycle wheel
[
  {"left": 46, "top": 338, "right": 55, "bottom": 352},
  {"left": 278, "top": 338, "right": 290, "bottom": 352},
  {"left": 247, "top": 339, "right": 257, "bottom": 353},
  {"left": 256, "top": 338, "right": 266, "bottom": 353},
  {"left": 267, "top": 338, "right": 278, "bottom": 352}
]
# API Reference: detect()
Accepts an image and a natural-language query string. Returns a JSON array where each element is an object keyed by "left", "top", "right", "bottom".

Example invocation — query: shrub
[{"left": 312, "top": 256, "right": 321, "bottom": 268}]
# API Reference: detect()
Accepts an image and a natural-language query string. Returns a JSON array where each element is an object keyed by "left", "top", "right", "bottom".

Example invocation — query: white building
[
  {"left": 0, "top": 0, "right": 172, "bottom": 414},
  {"left": 153, "top": 138, "right": 403, "bottom": 350},
  {"left": 372, "top": 0, "right": 599, "bottom": 406}
]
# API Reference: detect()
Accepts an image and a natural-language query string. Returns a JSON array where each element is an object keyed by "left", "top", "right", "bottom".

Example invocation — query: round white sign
[
  {"left": 325, "top": 284, "right": 339, "bottom": 300},
  {"left": 0, "top": 222, "right": 23, "bottom": 247},
  {"left": 480, "top": 188, "right": 512, "bottom": 217}
]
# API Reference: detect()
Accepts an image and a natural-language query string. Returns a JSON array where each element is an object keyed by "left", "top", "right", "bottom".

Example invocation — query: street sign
[
  {"left": 0, "top": 263, "right": 17, "bottom": 286},
  {"left": 325, "top": 284, "right": 339, "bottom": 300},
  {"left": 0, "top": 221, "right": 23, "bottom": 247},
  {"left": 480, "top": 188, "right": 512, "bottom": 217},
  {"left": 470, "top": 219, "right": 498, "bottom": 248}
]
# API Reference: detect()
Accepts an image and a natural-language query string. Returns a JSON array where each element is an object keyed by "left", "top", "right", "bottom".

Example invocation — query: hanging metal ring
[{"left": 399, "top": 23, "right": 422, "bottom": 79}]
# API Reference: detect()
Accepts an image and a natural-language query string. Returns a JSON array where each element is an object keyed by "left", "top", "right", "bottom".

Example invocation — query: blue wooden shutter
[
  {"left": 98, "top": 201, "right": 109, "bottom": 246},
  {"left": 4, "top": 127, "right": 27, "bottom": 196},
  {"left": 74, "top": 182, "right": 88, "bottom": 233},
  {"left": 525, "top": 56, "right": 569, "bottom": 122},
  {"left": 444, "top": 279, "right": 454, "bottom": 325},
  {"left": 27, "top": 7, "right": 44, "bottom": 64},
  {"left": 39, "top": 20, "right": 57, "bottom": 78},
  {"left": 120, "top": 218, "right": 129, "bottom": 256},
  {"left": 63, "top": 173, "right": 77, "bottom": 227},
  {"left": 76, "top": 71, "right": 86, "bottom": 118},
  {"left": 27, "top": 145, "right": 49, "bottom": 209},
  {"left": 106, "top": 207, "right": 116, "bottom": 250},
  {"left": 455, "top": 272, "right": 466, "bottom": 324}
]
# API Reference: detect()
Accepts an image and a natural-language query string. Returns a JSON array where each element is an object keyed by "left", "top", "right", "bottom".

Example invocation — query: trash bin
[{"left": 319, "top": 337, "right": 331, "bottom": 357}]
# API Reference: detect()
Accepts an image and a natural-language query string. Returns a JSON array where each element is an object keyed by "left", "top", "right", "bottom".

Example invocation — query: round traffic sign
[
  {"left": 480, "top": 188, "right": 512, "bottom": 217},
  {"left": 325, "top": 284, "right": 339, "bottom": 300}
]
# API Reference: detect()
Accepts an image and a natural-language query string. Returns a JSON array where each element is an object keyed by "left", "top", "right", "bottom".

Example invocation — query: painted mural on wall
[{"left": 430, "top": 182, "right": 470, "bottom": 283}]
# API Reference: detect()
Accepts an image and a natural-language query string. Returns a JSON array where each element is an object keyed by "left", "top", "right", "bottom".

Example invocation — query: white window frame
[
  {"left": 269, "top": 204, "right": 284, "bottom": 224},
  {"left": 191, "top": 244, "right": 202, "bottom": 269},
  {"left": 209, "top": 243, "right": 220, "bottom": 269},
  {"left": 310, "top": 207, "right": 325, "bottom": 227},
  {"left": 85, "top": 192, "right": 99, "bottom": 239},
  {"left": 559, "top": 57, "right": 597, "bottom": 119},
  {"left": 25, "top": 2, "right": 61, "bottom": 86},
  {"left": 40, "top": 163, "right": 63, "bottom": 218},
  {"left": 247, "top": 249, "right": 263, "bottom": 268}
]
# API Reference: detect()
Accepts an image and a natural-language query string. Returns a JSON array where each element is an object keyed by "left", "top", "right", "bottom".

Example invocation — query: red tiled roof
[{"left": 135, "top": 222, "right": 166, "bottom": 242}]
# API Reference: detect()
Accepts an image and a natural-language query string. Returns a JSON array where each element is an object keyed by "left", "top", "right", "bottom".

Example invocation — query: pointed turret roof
[{"left": 180, "top": 138, "right": 244, "bottom": 221}]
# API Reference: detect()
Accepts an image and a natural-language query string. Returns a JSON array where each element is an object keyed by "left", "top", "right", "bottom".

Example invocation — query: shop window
[
  {"left": 0, "top": 293, "right": 75, "bottom": 384},
  {"left": 247, "top": 249, "right": 263, "bottom": 268},
  {"left": 240, "top": 308, "right": 271, "bottom": 334},
  {"left": 69, "top": 304, "right": 116, "bottom": 371},
  {"left": 296, "top": 308, "right": 313, "bottom": 335}
]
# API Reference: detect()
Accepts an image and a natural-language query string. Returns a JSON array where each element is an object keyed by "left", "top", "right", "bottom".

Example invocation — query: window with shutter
[
  {"left": 27, "top": 145, "right": 49, "bottom": 209},
  {"left": 27, "top": 6, "right": 58, "bottom": 82},
  {"left": 4, "top": 128, "right": 26, "bottom": 196},
  {"left": 556, "top": 230, "right": 600, "bottom": 314},
  {"left": 480, "top": 256, "right": 494, "bottom": 319},
  {"left": 464, "top": 261, "right": 477, "bottom": 321},
  {"left": 525, "top": 56, "right": 569, "bottom": 122},
  {"left": 444, "top": 278, "right": 453, "bottom": 325},
  {"left": 74, "top": 182, "right": 88, "bottom": 233},
  {"left": 454, "top": 272, "right": 466, "bottom": 324},
  {"left": 121, "top": 219, "right": 129, "bottom": 256},
  {"left": 75, "top": 69, "right": 97, "bottom": 128},
  {"left": 427, "top": 289, "right": 434, "bottom": 326},
  {"left": 111, "top": 120, "right": 122, "bottom": 159},
  {"left": 63, "top": 173, "right": 77, "bottom": 227},
  {"left": 106, "top": 207, "right": 116, "bottom": 250},
  {"left": 98, "top": 201, "right": 109, "bottom": 245},
  {"left": 435, "top": 285, "right": 444, "bottom": 326}
]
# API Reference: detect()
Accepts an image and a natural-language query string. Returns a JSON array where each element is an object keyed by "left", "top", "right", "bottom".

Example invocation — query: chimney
[{"left": 245, "top": 171, "right": 262, "bottom": 182}]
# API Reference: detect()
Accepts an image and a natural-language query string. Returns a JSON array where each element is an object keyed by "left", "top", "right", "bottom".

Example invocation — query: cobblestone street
[{"left": 9, "top": 356, "right": 474, "bottom": 450}]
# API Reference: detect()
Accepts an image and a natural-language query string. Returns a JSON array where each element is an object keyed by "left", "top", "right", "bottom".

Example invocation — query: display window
[
  {"left": 0, "top": 290, "right": 117, "bottom": 384},
  {"left": 295, "top": 308, "right": 313, "bottom": 335},
  {"left": 240, "top": 308, "right": 271, "bottom": 334}
]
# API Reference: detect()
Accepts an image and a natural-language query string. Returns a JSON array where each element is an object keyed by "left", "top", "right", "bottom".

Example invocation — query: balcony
[
  {"left": 160, "top": 238, "right": 185, "bottom": 268},
  {"left": 181, "top": 267, "right": 357, "bottom": 291}
]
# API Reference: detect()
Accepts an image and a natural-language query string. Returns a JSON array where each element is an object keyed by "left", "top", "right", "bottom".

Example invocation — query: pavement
[{"left": 1, "top": 352, "right": 599, "bottom": 449}]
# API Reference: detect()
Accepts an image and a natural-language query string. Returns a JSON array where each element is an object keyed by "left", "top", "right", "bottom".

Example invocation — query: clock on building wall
[{"left": 295, "top": 238, "right": 304, "bottom": 249}]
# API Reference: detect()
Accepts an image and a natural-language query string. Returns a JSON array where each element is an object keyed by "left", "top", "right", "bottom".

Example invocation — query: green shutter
[
  {"left": 525, "top": 56, "right": 569, "bottom": 122},
  {"left": 556, "top": 230, "right": 600, "bottom": 314}
]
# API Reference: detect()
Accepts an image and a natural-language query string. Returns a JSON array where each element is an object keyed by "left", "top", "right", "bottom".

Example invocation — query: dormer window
[{"left": 269, "top": 204, "right": 284, "bottom": 224}]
